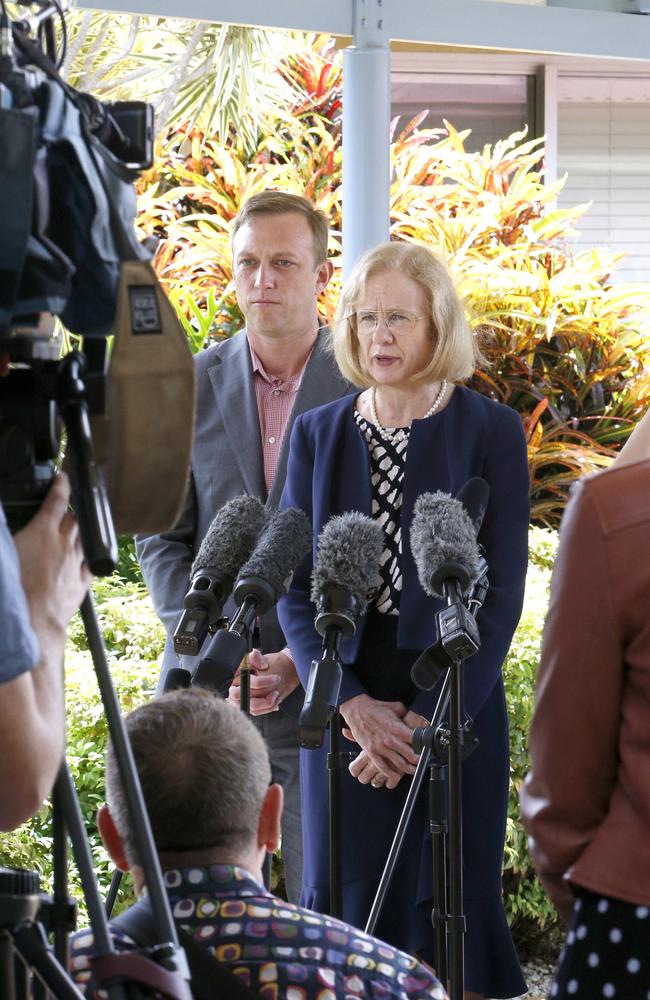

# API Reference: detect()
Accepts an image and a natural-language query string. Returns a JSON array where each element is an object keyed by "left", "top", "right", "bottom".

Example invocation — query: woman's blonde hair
[{"left": 333, "top": 241, "right": 483, "bottom": 388}]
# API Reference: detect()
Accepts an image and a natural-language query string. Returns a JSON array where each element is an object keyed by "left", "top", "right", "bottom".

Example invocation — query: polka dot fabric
[
  {"left": 551, "top": 889, "right": 650, "bottom": 999},
  {"left": 69, "top": 864, "right": 447, "bottom": 999}
]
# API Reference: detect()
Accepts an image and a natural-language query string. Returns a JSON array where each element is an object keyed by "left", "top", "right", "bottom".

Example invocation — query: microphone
[
  {"left": 409, "top": 479, "right": 489, "bottom": 690},
  {"left": 163, "top": 667, "right": 192, "bottom": 692},
  {"left": 410, "top": 478, "right": 488, "bottom": 599},
  {"left": 299, "top": 512, "right": 384, "bottom": 749},
  {"left": 172, "top": 495, "right": 268, "bottom": 657},
  {"left": 193, "top": 507, "right": 312, "bottom": 694}
]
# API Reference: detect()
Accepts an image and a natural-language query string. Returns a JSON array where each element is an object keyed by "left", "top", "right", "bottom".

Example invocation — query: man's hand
[
  {"left": 339, "top": 694, "right": 421, "bottom": 786},
  {"left": 14, "top": 473, "right": 91, "bottom": 641},
  {"left": 228, "top": 648, "right": 300, "bottom": 715}
]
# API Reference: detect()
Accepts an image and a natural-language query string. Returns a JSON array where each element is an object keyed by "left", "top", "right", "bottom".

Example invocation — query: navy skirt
[{"left": 299, "top": 612, "right": 526, "bottom": 998}]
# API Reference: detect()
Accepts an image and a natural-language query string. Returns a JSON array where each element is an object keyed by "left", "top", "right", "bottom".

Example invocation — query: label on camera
[{"left": 128, "top": 285, "right": 162, "bottom": 334}]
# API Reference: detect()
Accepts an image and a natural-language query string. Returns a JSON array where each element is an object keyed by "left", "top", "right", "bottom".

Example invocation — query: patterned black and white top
[{"left": 354, "top": 410, "right": 410, "bottom": 616}]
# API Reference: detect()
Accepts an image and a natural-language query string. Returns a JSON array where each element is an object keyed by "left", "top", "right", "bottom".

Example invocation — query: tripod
[
  {"left": 0, "top": 343, "right": 193, "bottom": 1000},
  {"left": 365, "top": 574, "right": 486, "bottom": 1000}
]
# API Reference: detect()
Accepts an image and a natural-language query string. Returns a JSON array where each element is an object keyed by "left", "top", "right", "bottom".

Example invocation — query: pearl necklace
[{"left": 369, "top": 380, "right": 449, "bottom": 442}]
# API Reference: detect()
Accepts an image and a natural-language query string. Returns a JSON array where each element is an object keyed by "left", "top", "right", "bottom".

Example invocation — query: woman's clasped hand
[{"left": 341, "top": 694, "right": 429, "bottom": 788}]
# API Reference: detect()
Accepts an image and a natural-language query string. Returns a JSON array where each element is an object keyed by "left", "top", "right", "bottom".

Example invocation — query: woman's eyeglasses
[{"left": 350, "top": 309, "right": 422, "bottom": 335}]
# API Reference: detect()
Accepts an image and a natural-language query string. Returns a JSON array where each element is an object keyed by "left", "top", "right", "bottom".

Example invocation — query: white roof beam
[{"left": 75, "top": 0, "right": 650, "bottom": 63}]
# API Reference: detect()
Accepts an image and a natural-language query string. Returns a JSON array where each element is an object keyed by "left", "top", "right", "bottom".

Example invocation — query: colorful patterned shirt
[{"left": 69, "top": 864, "right": 447, "bottom": 999}]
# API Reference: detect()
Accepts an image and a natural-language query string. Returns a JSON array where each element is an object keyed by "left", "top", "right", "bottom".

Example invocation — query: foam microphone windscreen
[
  {"left": 191, "top": 495, "right": 268, "bottom": 577},
  {"left": 236, "top": 507, "right": 313, "bottom": 601},
  {"left": 90, "top": 260, "right": 196, "bottom": 535},
  {"left": 410, "top": 491, "right": 482, "bottom": 598},
  {"left": 310, "top": 512, "right": 384, "bottom": 615}
]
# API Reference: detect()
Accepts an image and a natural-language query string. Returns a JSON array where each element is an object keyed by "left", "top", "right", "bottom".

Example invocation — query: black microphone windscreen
[
  {"left": 191, "top": 495, "right": 268, "bottom": 577},
  {"left": 410, "top": 491, "right": 482, "bottom": 598},
  {"left": 455, "top": 477, "right": 490, "bottom": 536},
  {"left": 163, "top": 667, "right": 192, "bottom": 692},
  {"left": 310, "top": 512, "right": 384, "bottom": 614},
  {"left": 236, "top": 507, "right": 313, "bottom": 600}
]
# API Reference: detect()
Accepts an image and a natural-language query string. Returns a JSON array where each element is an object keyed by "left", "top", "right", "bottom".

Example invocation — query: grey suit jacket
[{"left": 136, "top": 327, "right": 354, "bottom": 712}]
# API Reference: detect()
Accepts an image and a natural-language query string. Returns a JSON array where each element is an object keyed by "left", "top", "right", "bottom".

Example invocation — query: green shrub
[
  {"left": 503, "top": 526, "right": 559, "bottom": 946},
  {"left": 0, "top": 576, "right": 163, "bottom": 919}
]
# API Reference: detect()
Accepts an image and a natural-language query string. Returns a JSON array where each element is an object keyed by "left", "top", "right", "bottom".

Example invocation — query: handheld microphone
[
  {"left": 299, "top": 512, "right": 384, "bottom": 749},
  {"left": 193, "top": 507, "right": 312, "bottom": 694},
  {"left": 409, "top": 479, "right": 489, "bottom": 690},
  {"left": 172, "top": 495, "right": 268, "bottom": 656}
]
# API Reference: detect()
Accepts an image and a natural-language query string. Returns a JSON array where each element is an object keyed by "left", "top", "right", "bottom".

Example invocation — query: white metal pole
[{"left": 342, "top": 1, "right": 391, "bottom": 279}]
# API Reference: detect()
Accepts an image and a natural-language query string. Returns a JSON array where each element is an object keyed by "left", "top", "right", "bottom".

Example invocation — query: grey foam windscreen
[
  {"left": 236, "top": 507, "right": 313, "bottom": 600},
  {"left": 410, "top": 491, "right": 482, "bottom": 598},
  {"left": 191, "top": 495, "right": 268, "bottom": 578},
  {"left": 310, "top": 511, "right": 384, "bottom": 614}
]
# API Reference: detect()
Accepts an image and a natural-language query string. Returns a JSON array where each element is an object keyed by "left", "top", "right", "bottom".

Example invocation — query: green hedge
[
  {"left": 0, "top": 575, "right": 163, "bottom": 917},
  {"left": 504, "top": 527, "right": 559, "bottom": 951},
  {"left": 0, "top": 531, "right": 558, "bottom": 941}
]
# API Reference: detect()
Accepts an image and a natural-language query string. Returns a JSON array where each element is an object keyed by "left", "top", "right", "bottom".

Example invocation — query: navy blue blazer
[{"left": 278, "top": 385, "right": 530, "bottom": 721}]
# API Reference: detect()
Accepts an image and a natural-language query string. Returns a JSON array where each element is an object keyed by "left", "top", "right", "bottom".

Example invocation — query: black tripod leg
[
  {"left": 52, "top": 779, "right": 70, "bottom": 970},
  {"left": 80, "top": 595, "right": 188, "bottom": 981},
  {"left": 240, "top": 657, "right": 251, "bottom": 715},
  {"left": 447, "top": 661, "right": 465, "bottom": 1000},
  {"left": 262, "top": 853, "right": 273, "bottom": 891},
  {"left": 0, "top": 928, "right": 28, "bottom": 1000},
  {"left": 429, "top": 763, "right": 448, "bottom": 985},
  {"left": 328, "top": 710, "right": 342, "bottom": 919},
  {"left": 54, "top": 763, "right": 130, "bottom": 1000},
  {"left": 365, "top": 671, "right": 451, "bottom": 937},
  {"left": 12, "top": 923, "right": 85, "bottom": 1000},
  {"left": 106, "top": 869, "right": 123, "bottom": 919}
]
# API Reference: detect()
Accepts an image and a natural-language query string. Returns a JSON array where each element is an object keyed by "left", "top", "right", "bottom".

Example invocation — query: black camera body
[
  {"left": 0, "top": 13, "right": 154, "bottom": 554},
  {"left": 0, "top": 347, "right": 61, "bottom": 530}
]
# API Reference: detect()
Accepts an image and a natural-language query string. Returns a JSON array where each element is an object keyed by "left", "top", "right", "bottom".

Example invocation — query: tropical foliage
[
  {"left": 30, "top": 15, "right": 650, "bottom": 521},
  {"left": 50, "top": 9, "right": 298, "bottom": 153},
  {"left": 129, "top": 35, "right": 650, "bottom": 527}
]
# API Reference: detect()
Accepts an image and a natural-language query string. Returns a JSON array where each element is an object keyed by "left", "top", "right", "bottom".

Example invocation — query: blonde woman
[{"left": 279, "top": 242, "right": 529, "bottom": 999}]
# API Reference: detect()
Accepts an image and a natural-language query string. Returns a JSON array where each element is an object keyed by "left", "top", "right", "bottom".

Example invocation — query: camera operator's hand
[
  {"left": 14, "top": 472, "right": 90, "bottom": 638},
  {"left": 0, "top": 473, "right": 90, "bottom": 830}
]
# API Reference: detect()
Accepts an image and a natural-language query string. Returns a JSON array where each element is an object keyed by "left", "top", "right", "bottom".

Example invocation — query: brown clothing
[{"left": 520, "top": 459, "right": 650, "bottom": 923}]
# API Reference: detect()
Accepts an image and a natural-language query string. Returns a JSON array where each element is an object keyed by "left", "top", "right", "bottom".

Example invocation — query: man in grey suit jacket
[{"left": 136, "top": 192, "right": 353, "bottom": 902}]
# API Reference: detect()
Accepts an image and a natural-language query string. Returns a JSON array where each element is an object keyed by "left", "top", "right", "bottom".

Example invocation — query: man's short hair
[
  {"left": 105, "top": 690, "right": 271, "bottom": 866},
  {"left": 232, "top": 191, "right": 329, "bottom": 265}
]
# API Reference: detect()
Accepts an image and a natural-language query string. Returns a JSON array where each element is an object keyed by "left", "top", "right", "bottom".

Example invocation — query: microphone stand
[
  {"left": 298, "top": 586, "right": 360, "bottom": 919},
  {"left": 192, "top": 591, "right": 263, "bottom": 713},
  {"left": 239, "top": 653, "right": 251, "bottom": 716},
  {"left": 365, "top": 570, "right": 488, "bottom": 1000}
]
